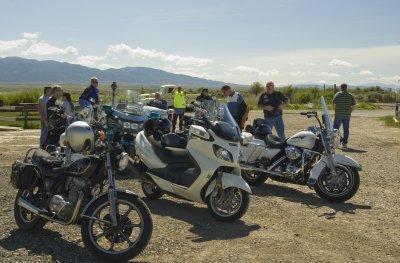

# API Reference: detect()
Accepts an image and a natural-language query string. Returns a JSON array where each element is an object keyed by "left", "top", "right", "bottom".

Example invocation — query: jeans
[
  {"left": 333, "top": 116, "right": 350, "bottom": 144},
  {"left": 79, "top": 98, "right": 92, "bottom": 109},
  {"left": 264, "top": 115, "right": 286, "bottom": 141},
  {"left": 40, "top": 120, "right": 48, "bottom": 149},
  {"left": 172, "top": 108, "right": 185, "bottom": 132}
]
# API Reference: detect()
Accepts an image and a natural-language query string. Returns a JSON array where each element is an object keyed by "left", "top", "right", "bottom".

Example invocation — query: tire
[
  {"left": 81, "top": 192, "right": 153, "bottom": 262},
  {"left": 14, "top": 189, "right": 47, "bottom": 231},
  {"left": 241, "top": 170, "right": 268, "bottom": 186},
  {"left": 207, "top": 187, "right": 250, "bottom": 222},
  {"left": 141, "top": 182, "right": 164, "bottom": 199},
  {"left": 314, "top": 164, "right": 360, "bottom": 203}
]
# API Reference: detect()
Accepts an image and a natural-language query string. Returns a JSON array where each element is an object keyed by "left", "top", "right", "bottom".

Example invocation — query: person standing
[
  {"left": 62, "top": 92, "right": 75, "bottom": 117},
  {"left": 38, "top": 86, "right": 52, "bottom": 149},
  {"left": 332, "top": 83, "right": 356, "bottom": 148},
  {"left": 172, "top": 86, "right": 186, "bottom": 132},
  {"left": 221, "top": 85, "right": 248, "bottom": 129},
  {"left": 46, "top": 85, "right": 64, "bottom": 121},
  {"left": 79, "top": 77, "right": 99, "bottom": 109},
  {"left": 257, "top": 81, "right": 289, "bottom": 141}
]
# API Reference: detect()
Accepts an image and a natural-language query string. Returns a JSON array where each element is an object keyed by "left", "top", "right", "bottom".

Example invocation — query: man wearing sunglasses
[{"left": 79, "top": 77, "right": 99, "bottom": 109}]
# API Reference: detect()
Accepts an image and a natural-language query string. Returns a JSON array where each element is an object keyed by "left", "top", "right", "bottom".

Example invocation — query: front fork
[
  {"left": 106, "top": 151, "right": 118, "bottom": 226},
  {"left": 321, "top": 131, "right": 337, "bottom": 176}
]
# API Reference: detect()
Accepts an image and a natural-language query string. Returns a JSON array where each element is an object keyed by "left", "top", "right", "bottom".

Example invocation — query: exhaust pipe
[
  {"left": 18, "top": 197, "right": 53, "bottom": 217},
  {"left": 18, "top": 196, "right": 42, "bottom": 215}
]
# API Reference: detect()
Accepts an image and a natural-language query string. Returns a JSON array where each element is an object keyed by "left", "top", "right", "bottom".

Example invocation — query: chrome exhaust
[{"left": 18, "top": 196, "right": 43, "bottom": 215}]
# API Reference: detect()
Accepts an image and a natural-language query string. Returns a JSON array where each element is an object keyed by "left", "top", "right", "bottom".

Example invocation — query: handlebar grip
[{"left": 300, "top": 112, "right": 308, "bottom": 115}]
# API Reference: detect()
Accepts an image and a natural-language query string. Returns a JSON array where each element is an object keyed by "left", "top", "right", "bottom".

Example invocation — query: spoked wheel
[
  {"left": 141, "top": 182, "right": 164, "bottom": 199},
  {"left": 241, "top": 170, "right": 268, "bottom": 186},
  {"left": 207, "top": 187, "right": 249, "bottom": 222},
  {"left": 14, "top": 187, "right": 47, "bottom": 231},
  {"left": 81, "top": 192, "right": 153, "bottom": 262},
  {"left": 314, "top": 164, "right": 360, "bottom": 203}
]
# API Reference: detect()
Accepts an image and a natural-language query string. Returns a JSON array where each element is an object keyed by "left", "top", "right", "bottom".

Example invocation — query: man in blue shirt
[
  {"left": 148, "top": 92, "right": 168, "bottom": 110},
  {"left": 79, "top": 77, "right": 99, "bottom": 109},
  {"left": 221, "top": 85, "right": 248, "bottom": 129}
]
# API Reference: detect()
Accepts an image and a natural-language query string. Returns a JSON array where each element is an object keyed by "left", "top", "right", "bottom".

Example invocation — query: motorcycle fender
[
  {"left": 205, "top": 172, "right": 252, "bottom": 198},
  {"left": 81, "top": 188, "right": 139, "bottom": 216},
  {"left": 307, "top": 155, "right": 362, "bottom": 186}
]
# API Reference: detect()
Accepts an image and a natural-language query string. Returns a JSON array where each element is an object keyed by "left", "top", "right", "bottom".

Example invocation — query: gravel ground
[{"left": 0, "top": 111, "right": 399, "bottom": 263}]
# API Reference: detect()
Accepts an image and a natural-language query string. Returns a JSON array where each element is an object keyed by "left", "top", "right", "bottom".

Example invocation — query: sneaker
[{"left": 342, "top": 144, "right": 348, "bottom": 149}]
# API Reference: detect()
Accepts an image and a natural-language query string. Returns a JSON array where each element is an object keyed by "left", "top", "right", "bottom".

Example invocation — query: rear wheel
[
  {"left": 141, "top": 182, "right": 164, "bottom": 199},
  {"left": 241, "top": 170, "right": 268, "bottom": 186},
  {"left": 14, "top": 187, "right": 47, "bottom": 231},
  {"left": 207, "top": 187, "right": 249, "bottom": 222},
  {"left": 314, "top": 164, "right": 360, "bottom": 203}
]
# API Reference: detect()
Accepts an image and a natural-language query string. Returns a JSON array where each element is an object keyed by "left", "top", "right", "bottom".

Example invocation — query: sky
[{"left": 0, "top": 0, "right": 399, "bottom": 87}]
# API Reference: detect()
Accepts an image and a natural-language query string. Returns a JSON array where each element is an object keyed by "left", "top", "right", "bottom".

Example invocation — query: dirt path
[{"left": 0, "top": 113, "right": 399, "bottom": 262}]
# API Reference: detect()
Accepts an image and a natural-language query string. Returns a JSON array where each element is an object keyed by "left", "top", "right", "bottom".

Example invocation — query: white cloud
[
  {"left": 329, "top": 59, "right": 358, "bottom": 67},
  {"left": 320, "top": 72, "right": 339, "bottom": 77},
  {"left": 76, "top": 55, "right": 104, "bottom": 67},
  {"left": 23, "top": 32, "right": 40, "bottom": 39},
  {"left": 360, "top": 70, "right": 374, "bottom": 76},
  {"left": 290, "top": 71, "right": 309, "bottom": 77},
  {"left": 234, "top": 65, "right": 279, "bottom": 76},
  {"left": 305, "top": 62, "right": 316, "bottom": 66},
  {"left": 0, "top": 39, "right": 28, "bottom": 53},
  {"left": 107, "top": 43, "right": 211, "bottom": 66},
  {"left": 23, "top": 43, "right": 78, "bottom": 56},
  {"left": 163, "top": 65, "right": 211, "bottom": 79}
]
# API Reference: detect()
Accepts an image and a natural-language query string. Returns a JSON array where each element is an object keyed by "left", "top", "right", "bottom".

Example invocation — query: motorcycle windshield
[
  {"left": 110, "top": 89, "right": 144, "bottom": 115},
  {"left": 200, "top": 100, "right": 241, "bottom": 142},
  {"left": 320, "top": 96, "right": 333, "bottom": 132}
]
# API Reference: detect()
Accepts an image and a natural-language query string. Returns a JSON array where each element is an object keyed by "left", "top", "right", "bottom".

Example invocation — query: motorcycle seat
[
  {"left": 161, "top": 133, "right": 188, "bottom": 149},
  {"left": 148, "top": 136, "right": 191, "bottom": 164},
  {"left": 33, "top": 149, "right": 64, "bottom": 167},
  {"left": 266, "top": 134, "right": 286, "bottom": 149}
]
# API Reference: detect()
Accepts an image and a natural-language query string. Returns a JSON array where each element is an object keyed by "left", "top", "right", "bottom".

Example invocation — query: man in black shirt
[
  {"left": 257, "top": 81, "right": 289, "bottom": 140},
  {"left": 46, "top": 85, "right": 64, "bottom": 122}
]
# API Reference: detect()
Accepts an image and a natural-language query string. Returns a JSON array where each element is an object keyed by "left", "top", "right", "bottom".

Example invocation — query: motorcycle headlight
[
  {"left": 118, "top": 152, "right": 129, "bottom": 171},
  {"left": 123, "top": 122, "right": 131, "bottom": 129},
  {"left": 213, "top": 145, "right": 233, "bottom": 162}
]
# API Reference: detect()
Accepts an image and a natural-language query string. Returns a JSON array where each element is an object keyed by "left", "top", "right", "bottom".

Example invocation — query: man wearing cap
[{"left": 79, "top": 77, "right": 99, "bottom": 109}]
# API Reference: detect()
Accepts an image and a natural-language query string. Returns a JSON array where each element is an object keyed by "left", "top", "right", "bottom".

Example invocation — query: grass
[
  {"left": 380, "top": 116, "right": 400, "bottom": 128},
  {"left": 0, "top": 120, "right": 40, "bottom": 129}
]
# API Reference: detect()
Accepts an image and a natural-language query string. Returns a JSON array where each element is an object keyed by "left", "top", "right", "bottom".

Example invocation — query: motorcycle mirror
[{"left": 307, "top": 102, "right": 315, "bottom": 109}]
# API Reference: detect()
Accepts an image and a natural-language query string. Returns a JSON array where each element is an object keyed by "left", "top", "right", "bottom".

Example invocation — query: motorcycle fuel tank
[{"left": 286, "top": 131, "right": 316, "bottom": 149}]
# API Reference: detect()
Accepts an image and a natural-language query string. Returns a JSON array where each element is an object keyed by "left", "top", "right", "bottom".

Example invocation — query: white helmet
[{"left": 65, "top": 121, "right": 95, "bottom": 153}]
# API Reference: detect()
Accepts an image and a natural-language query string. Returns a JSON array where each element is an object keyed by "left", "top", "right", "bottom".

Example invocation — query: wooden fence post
[{"left": 23, "top": 104, "right": 28, "bottom": 129}]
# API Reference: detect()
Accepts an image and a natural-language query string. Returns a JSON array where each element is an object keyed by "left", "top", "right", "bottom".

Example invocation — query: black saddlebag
[{"left": 10, "top": 160, "right": 36, "bottom": 190}]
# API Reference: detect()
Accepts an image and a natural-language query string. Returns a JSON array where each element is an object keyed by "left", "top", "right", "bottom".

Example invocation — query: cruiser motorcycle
[
  {"left": 11, "top": 106, "right": 152, "bottom": 262},
  {"left": 240, "top": 96, "right": 361, "bottom": 202},
  {"left": 131, "top": 101, "right": 251, "bottom": 222}
]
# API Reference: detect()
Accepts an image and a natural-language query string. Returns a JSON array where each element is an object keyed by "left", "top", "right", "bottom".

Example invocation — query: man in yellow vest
[{"left": 172, "top": 86, "right": 186, "bottom": 132}]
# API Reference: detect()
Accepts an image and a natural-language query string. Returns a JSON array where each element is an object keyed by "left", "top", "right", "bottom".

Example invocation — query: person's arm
[
  {"left": 38, "top": 102, "right": 49, "bottom": 127},
  {"left": 161, "top": 100, "right": 168, "bottom": 110},
  {"left": 278, "top": 92, "right": 289, "bottom": 109},
  {"left": 351, "top": 95, "right": 356, "bottom": 113},
  {"left": 257, "top": 94, "right": 273, "bottom": 111},
  {"left": 93, "top": 88, "right": 99, "bottom": 104}
]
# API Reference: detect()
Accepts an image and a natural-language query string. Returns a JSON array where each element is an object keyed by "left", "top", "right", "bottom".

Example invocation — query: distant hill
[{"left": 0, "top": 57, "right": 233, "bottom": 87}]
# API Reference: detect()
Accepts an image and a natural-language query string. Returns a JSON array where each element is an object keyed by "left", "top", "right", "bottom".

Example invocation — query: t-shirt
[
  {"left": 257, "top": 91, "right": 289, "bottom": 117},
  {"left": 38, "top": 95, "right": 50, "bottom": 119},
  {"left": 46, "top": 97, "right": 57, "bottom": 121},
  {"left": 332, "top": 91, "right": 356, "bottom": 118}
]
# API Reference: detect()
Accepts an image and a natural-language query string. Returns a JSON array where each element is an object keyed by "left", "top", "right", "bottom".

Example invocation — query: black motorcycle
[{"left": 11, "top": 105, "right": 153, "bottom": 261}]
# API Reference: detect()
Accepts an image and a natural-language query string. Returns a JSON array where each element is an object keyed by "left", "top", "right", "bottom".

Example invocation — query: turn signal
[{"left": 99, "top": 130, "right": 106, "bottom": 141}]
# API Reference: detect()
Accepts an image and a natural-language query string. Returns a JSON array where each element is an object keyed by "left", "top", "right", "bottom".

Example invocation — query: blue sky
[{"left": 1, "top": 0, "right": 399, "bottom": 86}]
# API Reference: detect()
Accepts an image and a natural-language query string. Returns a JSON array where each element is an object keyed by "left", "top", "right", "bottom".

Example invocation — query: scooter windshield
[
  {"left": 320, "top": 96, "right": 333, "bottom": 132},
  {"left": 200, "top": 100, "right": 241, "bottom": 142}
]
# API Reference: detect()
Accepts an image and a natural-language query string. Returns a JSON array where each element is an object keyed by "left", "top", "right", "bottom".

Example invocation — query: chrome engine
[
  {"left": 49, "top": 177, "right": 87, "bottom": 220},
  {"left": 284, "top": 146, "right": 302, "bottom": 160}
]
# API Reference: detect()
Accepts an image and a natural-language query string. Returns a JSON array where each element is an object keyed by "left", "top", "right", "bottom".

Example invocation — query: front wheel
[
  {"left": 81, "top": 192, "right": 153, "bottom": 262},
  {"left": 241, "top": 170, "right": 268, "bottom": 186},
  {"left": 314, "top": 164, "right": 360, "bottom": 203},
  {"left": 207, "top": 187, "right": 249, "bottom": 222}
]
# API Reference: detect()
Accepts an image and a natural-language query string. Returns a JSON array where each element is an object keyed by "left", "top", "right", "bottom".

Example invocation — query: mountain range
[{"left": 0, "top": 57, "right": 231, "bottom": 87}]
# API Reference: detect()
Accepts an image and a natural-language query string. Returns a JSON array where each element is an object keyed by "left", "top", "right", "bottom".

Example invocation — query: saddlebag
[{"left": 10, "top": 160, "right": 36, "bottom": 190}]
